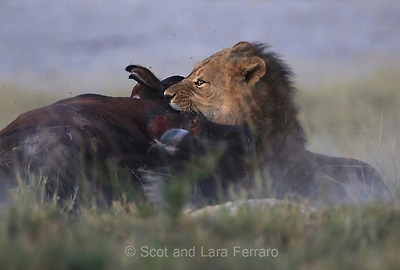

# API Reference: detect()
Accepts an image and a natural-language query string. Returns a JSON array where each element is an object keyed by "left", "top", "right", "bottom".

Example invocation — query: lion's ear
[
  {"left": 236, "top": 57, "right": 266, "bottom": 86},
  {"left": 233, "top": 41, "right": 251, "bottom": 50}
]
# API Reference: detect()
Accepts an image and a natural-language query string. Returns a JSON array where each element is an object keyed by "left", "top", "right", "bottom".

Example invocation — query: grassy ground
[
  {"left": 1, "top": 183, "right": 400, "bottom": 270},
  {"left": 299, "top": 68, "right": 400, "bottom": 191},
  {"left": 0, "top": 69, "right": 400, "bottom": 269}
]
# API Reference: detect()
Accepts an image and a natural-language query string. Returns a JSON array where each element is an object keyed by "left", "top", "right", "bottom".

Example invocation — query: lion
[{"left": 164, "top": 41, "right": 388, "bottom": 204}]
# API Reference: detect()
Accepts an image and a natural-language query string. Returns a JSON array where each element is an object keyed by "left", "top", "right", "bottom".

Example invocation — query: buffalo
[{"left": 0, "top": 66, "right": 188, "bottom": 207}]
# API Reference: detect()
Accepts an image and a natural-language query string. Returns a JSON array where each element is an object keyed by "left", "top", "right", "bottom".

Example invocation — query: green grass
[
  {"left": 1, "top": 69, "right": 400, "bottom": 269},
  {"left": 0, "top": 84, "right": 63, "bottom": 130}
]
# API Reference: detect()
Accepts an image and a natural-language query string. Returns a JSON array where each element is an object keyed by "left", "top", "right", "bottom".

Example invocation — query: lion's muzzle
[
  {"left": 164, "top": 86, "right": 183, "bottom": 111},
  {"left": 163, "top": 87, "right": 177, "bottom": 99}
]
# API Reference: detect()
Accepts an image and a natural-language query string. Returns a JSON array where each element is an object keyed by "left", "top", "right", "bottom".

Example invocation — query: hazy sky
[{"left": 1, "top": 0, "right": 399, "bottom": 93}]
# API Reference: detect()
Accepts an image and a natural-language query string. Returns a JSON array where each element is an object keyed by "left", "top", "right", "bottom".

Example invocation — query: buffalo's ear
[
  {"left": 125, "top": 65, "right": 160, "bottom": 89},
  {"left": 130, "top": 83, "right": 144, "bottom": 98},
  {"left": 235, "top": 57, "right": 266, "bottom": 86}
]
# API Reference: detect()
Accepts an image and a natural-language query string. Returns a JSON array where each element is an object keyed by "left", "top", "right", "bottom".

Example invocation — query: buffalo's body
[
  {"left": 0, "top": 68, "right": 188, "bottom": 206},
  {"left": 0, "top": 95, "right": 169, "bottom": 204}
]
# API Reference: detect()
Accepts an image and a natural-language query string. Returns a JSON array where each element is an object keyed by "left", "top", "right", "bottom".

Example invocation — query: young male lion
[{"left": 164, "top": 41, "right": 387, "bottom": 204}]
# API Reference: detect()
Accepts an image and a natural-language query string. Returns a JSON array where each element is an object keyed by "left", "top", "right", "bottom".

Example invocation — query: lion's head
[{"left": 164, "top": 41, "right": 305, "bottom": 149}]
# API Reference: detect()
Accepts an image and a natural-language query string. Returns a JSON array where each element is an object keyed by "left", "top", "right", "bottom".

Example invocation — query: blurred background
[{"left": 1, "top": 0, "right": 400, "bottom": 185}]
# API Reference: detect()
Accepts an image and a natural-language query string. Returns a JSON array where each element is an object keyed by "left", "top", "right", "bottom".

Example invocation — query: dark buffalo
[{"left": 0, "top": 66, "right": 189, "bottom": 207}]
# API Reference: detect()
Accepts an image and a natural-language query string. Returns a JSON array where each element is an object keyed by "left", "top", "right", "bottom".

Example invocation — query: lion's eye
[{"left": 195, "top": 79, "right": 206, "bottom": 87}]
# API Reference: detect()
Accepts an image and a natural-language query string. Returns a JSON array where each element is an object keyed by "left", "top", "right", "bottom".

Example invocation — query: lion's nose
[{"left": 164, "top": 90, "right": 176, "bottom": 98}]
